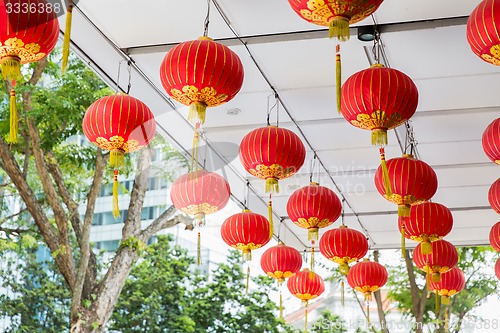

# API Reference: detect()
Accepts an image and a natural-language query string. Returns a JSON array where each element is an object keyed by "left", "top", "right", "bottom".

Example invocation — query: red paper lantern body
[
  {"left": 287, "top": 269, "right": 325, "bottom": 303},
  {"left": 221, "top": 210, "right": 272, "bottom": 261},
  {"left": 319, "top": 226, "right": 368, "bottom": 274},
  {"left": 347, "top": 259, "right": 388, "bottom": 301},
  {"left": 482, "top": 118, "right": 500, "bottom": 165},
  {"left": 489, "top": 179, "right": 500, "bottom": 214},
  {"left": 413, "top": 240, "right": 458, "bottom": 282},
  {"left": 374, "top": 155, "right": 438, "bottom": 216},
  {"left": 467, "top": 0, "right": 500, "bottom": 65},
  {"left": 287, "top": 183, "right": 342, "bottom": 242},
  {"left": 429, "top": 267, "right": 465, "bottom": 304},
  {"left": 490, "top": 222, "right": 500, "bottom": 252},
  {"left": 260, "top": 242, "right": 303, "bottom": 283},
  {"left": 159, "top": 37, "right": 244, "bottom": 125},
  {"left": 400, "top": 202, "right": 453, "bottom": 254},
  {"left": 287, "top": 0, "right": 384, "bottom": 40},
  {"left": 341, "top": 65, "right": 419, "bottom": 146},
  {"left": 170, "top": 170, "right": 231, "bottom": 225},
  {"left": 495, "top": 258, "right": 500, "bottom": 280},
  {"left": 239, "top": 126, "right": 306, "bottom": 193}
]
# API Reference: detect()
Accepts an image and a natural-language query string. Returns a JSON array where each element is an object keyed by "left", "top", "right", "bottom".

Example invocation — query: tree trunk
[
  {"left": 403, "top": 250, "right": 427, "bottom": 333},
  {"left": 373, "top": 251, "right": 390, "bottom": 333}
]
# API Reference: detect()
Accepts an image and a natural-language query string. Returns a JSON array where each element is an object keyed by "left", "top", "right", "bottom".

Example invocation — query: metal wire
[{"left": 204, "top": 0, "right": 211, "bottom": 37}]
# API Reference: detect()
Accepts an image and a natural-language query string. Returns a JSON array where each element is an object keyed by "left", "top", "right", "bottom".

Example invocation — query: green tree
[{"left": 311, "top": 310, "right": 348, "bottom": 333}]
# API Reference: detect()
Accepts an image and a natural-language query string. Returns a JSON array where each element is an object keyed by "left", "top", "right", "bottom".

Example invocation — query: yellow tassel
[
  {"left": 308, "top": 228, "right": 319, "bottom": 242},
  {"left": 279, "top": 291, "right": 283, "bottom": 319},
  {"left": 194, "top": 212, "right": 206, "bottom": 228},
  {"left": 246, "top": 266, "right": 250, "bottom": 294},
  {"left": 9, "top": 89, "right": 18, "bottom": 144},
  {"left": 435, "top": 292, "right": 440, "bottom": 315},
  {"left": 339, "top": 262, "right": 349, "bottom": 276},
  {"left": 188, "top": 102, "right": 207, "bottom": 125},
  {"left": 1, "top": 56, "right": 22, "bottom": 82},
  {"left": 401, "top": 223, "right": 407, "bottom": 258},
  {"left": 398, "top": 205, "right": 410, "bottom": 217},
  {"left": 441, "top": 296, "right": 450, "bottom": 305},
  {"left": 379, "top": 148, "right": 393, "bottom": 197},
  {"left": 242, "top": 250, "right": 252, "bottom": 262},
  {"left": 304, "top": 301, "right": 309, "bottom": 333},
  {"left": 336, "top": 46, "right": 342, "bottom": 113},
  {"left": 265, "top": 178, "right": 279, "bottom": 193},
  {"left": 329, "top": 17, "right": 350, "bottom": 41},
  {"left": 110, "top": 150, "right": 125, "bottom": 169},
  {"left": 341, "top": 281, "right": 345, "bottom": 307},
  {"left": 372, "top": 129, "right": 388, "bottom": 146},
  {"left": 112, "top": 170, "right": 120, "bottom": 219},
  {"left": 367, "top": 300, "right": 371, "bottom": 327},
  {"left": 445, "top": 308, "right": 449, "bottom": 332},
  {"left": 61, "top": 1, "right": 73, "bottom": 73},
  {"left": 432, "top": 272, "right": 441, "bottom": 283},
  {"left": 197, "top": 232, "right": 201, "bottom": 266},
  {"left": 421, "top": 241, "right": 433, "bottom": 255},
  {"left": 268, "top": 200, "right": 274, "bottom": 239},
  {"left": 364, "top": 293, "right": 372, "bottom": 302},
  {"left": 310, "top": 248, "right": 315, "bottom": 277},
  {"left": 191, "top": 129, "right": 200, "bottom": 171}
]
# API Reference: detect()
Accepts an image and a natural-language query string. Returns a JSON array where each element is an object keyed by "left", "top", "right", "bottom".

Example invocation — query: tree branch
[{"left": 139, "top": 205, "right": 192, "bottom": 243}]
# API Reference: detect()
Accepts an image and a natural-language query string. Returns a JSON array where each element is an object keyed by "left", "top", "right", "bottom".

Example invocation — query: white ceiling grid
[{"left": 62, "top": 0, "right": 499, "bottom": 251}]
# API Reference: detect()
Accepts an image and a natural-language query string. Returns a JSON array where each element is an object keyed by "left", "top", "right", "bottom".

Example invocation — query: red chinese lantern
[
  {"left": 341, "top": 64, "right": 419, "bottom": 146},
  {"left": 287, "top": 0, "right": 384, "bottom": 41},
  {"left": 489, "top": 179, "right": 500, "bottom": 214},
  {"left": 260, "top": 242, "right": 303, "bottom": 283},
  {"left": 374, "top": 154, "right": 438, "bottom": 216},
  {"left": 347, "top": 259, "right": 388, "bottom": 301},
  {"left": 467, "top": 0, "right": 500, "bottom": 66},
  {"left": 495, "top": 258, "right": 500, "bottom": 280},
  {"left": 221, "top": 210, "right": 272, "bottom": 261},
  {"left": 399, "top": 202, "right": 454, "bottom": 255},
  {"left": 287, "top": 269, "right": 325, "bottom": 330},
  {"left": 83, "top": 94, "right": 157, "bottom": 217},
  {"left": 159, "top": 37, "right": 244, "bottom": 126},
  {"left": 1, "top": 0, "right": 60, "bottom": 143},
  {"left": 413, "top": 240, "right": 458, "bottom": 283},
  {"left": 482, "top": 117, "right": 500, "bottom": 165},
  {"left": 287, "top": 183, "right": 342, "bottom": 242},
  {"left": 429, "top": 267, "right": 465, "bottom": 305},
  {"left": 319, "top": 226, "right": 368, "bottom": 275},
  {"left": 490, "top": 222, "right": 500, "bottom": 252}
]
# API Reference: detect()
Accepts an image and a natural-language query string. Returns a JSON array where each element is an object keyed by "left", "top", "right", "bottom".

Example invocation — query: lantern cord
[
  {"left": 341, "top": 280, "right": 345, "bottom": 307},
  {"left": 279, "top": 291, "right": 283, "bottom": 319},
  {"left": 445, "top": 307, "right": 449, "bottom": 332},
  {"left": 341, "top": 198, "right": 346, "bottom": 226},
  {"left": 246, "top": 266, "right": 250, "bottom": 294},
  {"left": 126, "top": 61, "right": 132, "bottom": 94},
  {"left": 336, "top": 44, "right": 341, "bottom": 113},
  {"left": 197, "top": 232, "right": 202, "bottom": 266},
  {"left": 266, "top": 93, "right": 279, "bottom": 126},
  {"left": 366, "top": 300, "right": 371, "bottom": 328},
  {"left": 277, "top": 218, "right": 284, "bottom": 242},
  {"left": 203, "top": 0, "right": 211, "bottom": 37},
  {"left": 309, "top": 154, "right": 318, "bottom": 184},
  {"left": 112, "top": 169, "right": 120, "bottom": 218},
  {"left": 61, "top": 0, "right": 74, "bottom": 73},
  {"left": 268, "top": 196, "right": 274, "bottom": 239},
  {"left": 372, "top": 29, "right": 381, "bottom": 64},
  {"left": 401, "top": 223, "right": 407, "bottom": 258},
  {"left": 435, "top": 292, "right": 440, "bottom": 316},
  {"left": 379, "top": 148, "right": 393, "bottom": 197},
  {"left": 304, "top": 301, "right": 309, "bottom": 333},
  {"left": 310, "top": 248, "right": 315, "bottom": 275}
]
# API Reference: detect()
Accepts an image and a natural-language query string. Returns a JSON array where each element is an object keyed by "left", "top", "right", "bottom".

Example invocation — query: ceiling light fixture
[{"left": 357, "top": 25, "right": 375, "bottom": 42}]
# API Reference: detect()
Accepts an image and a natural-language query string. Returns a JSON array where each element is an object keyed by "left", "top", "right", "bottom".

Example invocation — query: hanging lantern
[
  {"left": 260, "top": 242, "right": 303, "bottom": 283},
  {"left": 490, "top": 222, "right": 500, "bottom": 252},
  {"left": 400, "top": 202, "right": 454, "bottom": 255},
  {"left": 160, "top": 37, "right": 244, "bottom": 126},
  {"left": 0, "top": 0, "right": 60, "bottom": 143},
  {"left": 287, "top": 183, "right": 342, "bottom": 242},
  {"left": 467, "top": 0, "right": 500, "bottom": 66},
  {"left": 83, "top": 94, "right": 156, "bottom": 217},
  {"left": 489, "top": 179, "right": 500, "bottom": 214},
  {"left": 319, "top": 226, "right": 368, "bottom": 275},
  {"left": 341, "top": 64, "right": 419, "bottom": 146},
  {"left": 413, "top": 239, "right": 458, "bottom": 283},
  {"left": 496, "top": 258, "right": 500, "bottom": 280},
  {"left": 240, "top": 126, "right": 306, "bottom": 193},
  {"left": 374, "top": 154, "right": 438, "bottom": 216},
  {"left": 429, "top": 267, "right": 465, "bottom": 306},
  {"left": 347, "top": 259, "right": 388, "bottom": 301},
  {"left": 482, "top": 117, "right": 500, "bottom": 165},
  {"left": 287, "top": 269, "right": 325, "bottom": 332},
  {"left": 221, "top": 210, "right": 272, "bottom": 261}
]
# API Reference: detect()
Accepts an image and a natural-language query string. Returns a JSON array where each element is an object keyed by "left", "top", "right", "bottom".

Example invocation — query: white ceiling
[{"left": 62, "top": 0, "right": 500, "bottom": 251}]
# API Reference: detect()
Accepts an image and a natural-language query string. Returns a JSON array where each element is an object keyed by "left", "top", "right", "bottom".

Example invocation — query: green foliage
[{"left": 311, "top": 310, "right": 348, "bottom": 333}]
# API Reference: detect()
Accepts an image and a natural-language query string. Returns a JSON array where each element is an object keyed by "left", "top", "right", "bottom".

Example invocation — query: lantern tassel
[
  {"left": 329, "top": 17, "right": 350, "bottom": 41},
  {"left": 421, "top": 240, "right": 433, "bottom": 255},
  {"left": 279, "top": 291, "right": 283, "bottom": 319},
  {"left": 339, "top": 262, "right": 349, "bottom": 276},
  {"left": 341, "top": 281, "right": 345, "bottom": 307},
  {"left": 379, "top": 148, "right": 393, "bottom": 197},
  {"left": 445, "top": 308, "right": 449, "bottom": 332},
  {"left": 441, "top": 296, "right": 450, "bottom": 306},
  {"left": 191, "top": 127, "right": 200, "bottom": 171},
  {"left": 435, "top": 292, "right": 440, "bottom": 316},
  {"left": 265, "top": 178, "right": 279, "bottom": 193},
  {"left": 268, "top": 200, "right": 274, "bottom": 239},
  {"left": 336, "top": 45, "right": 341, "bottom": 113},
  {"left": 372, "top": 129, "right": 388, "bottom": 146},
  {"left": 61, "top": 0, "right": 73, "bottom": 73},
  {"left": 310, "top": 248, "right": 315, "bottom": 278},
  {"left": 112, "top": 169, "right": 120, "bottom": 219},
  {"left": 188, "top": 102, "right": 207, "bottom": 125},
  {"left": 197, "top": 232, "right": 201, "bottom": 266},
  {"left": 367, "top": 301, "right": 371, "bottom": 327},
  {"left": 308, "top": 228, "right": 319, "bottom": 242},
  {"left": 246, "top": 266, "right": 250, "bottom": 294},
  {"left": 242, "top": 250, "right": 252, "bottom": 262},
  {"left": 110, "top": 150, "right": 125, "bottom": 169},
  {"left": 432, "top": 272, "right": 441, "bottom": 283},
  {"left": 304, "top": 301, "right": 309, "bottom": 333},
  {"left": 9, "top": 89, "right": 18, "bottom": 144},
  {"left": 401, "top": 224, "right": 407, "bottom": 258},
  {"left": 398, "top": 204, "right": 410, "bottom": 217}
]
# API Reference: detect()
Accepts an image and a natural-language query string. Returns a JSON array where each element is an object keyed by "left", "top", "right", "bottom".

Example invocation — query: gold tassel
[
  {"left": 265, "top": 178, "right": 279, "bottom": 193},
  {"left": 188, "top": 102, "right": 207, "bottom": 125},
  {"left": 432, "top": 272, "right": 441, "bottom": 283},
  {"left": 398, "top": 204, "right": 410, "bottom": 217},
  {"left": 112, "top": 170, "right": 120, "bottom": 218},
  {"left": 242, "top": 250, "right": 252, "bottom": 262},
  {"left": 379, "top": 148, "right": 393, "bottom": 197},
  {"left": 61, "top": 0, "right": 73, "bottom": 73},
  {"left": 304, "top": 301, "right": 309, "bottom": 333},
  {"left": 422, "top": 241, "right": 433, "bottom": 255},
  {"left": 401, "top": 223, "right": 407, "bottom": 258},
  {"left": 435, "top": 292, "right": 440, "bottom": 315},
  {"left": 197, "top": 232, "right": 201, "bottom": 266},
  {"left": 246, "top": 266, "right": 250, "bottom": 294},
  {"left": 366, "top": 300, "right": 371, "bottom": 327},
  {"left": 341, "top": 281, "right": 345, "bottom": 307},
  {"left": 372, "top": 129, "right": 388, "bottom": 146},
  {"left": 191, "top": 128, "right": 200, "bottom": 171},
  {"left": 268, "top": 200, "right": 274, "bottom": 239},
  {"left": 339, "top": 262, "right": 349, "bottom": 276},
  {"left": 308, "top": 228, "right": 319, "bottom": 242},
  {"left": 194, "top": 212, "right": 206, "bottom": 228},
  {"left": 9, "top": 89, "right": 18, "bottom": 144},
  {"left": 336, "top": 44, "right": 341, "bottom": 113},
  {"left": 329, "top": 17, "right": 350, "bottom": 41},
  {"left": 1, "top": 57, "right": 22, "bottom": 82},
  {"left": 279, "top": 291, "right": 283, "bottom": 319},
  {"left": 310, "top": 248, "right": 315, "bottom": 278},
  {"left": 445, "top": 308, "right": 449, "bottom": 332},
  {"left": 110, "top": 150, "right": 125, "bottom": 168},
  {"left": 441, "top": 296, "right": 450, "bottom": 305}
]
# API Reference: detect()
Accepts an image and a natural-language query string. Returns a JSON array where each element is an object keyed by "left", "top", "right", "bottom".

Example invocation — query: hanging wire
[
  {"left": 309, "top": 154, "right": 317, "bottom": 183},
  {"left": 277, "top": 217, "right": 284, "bottom": 242},
  {"left": 372, "top": 29, "right": 381, "bottom": 64},
  {"left": 266, "top": 93, "right": 279, "bottom": 126},
  {"left": 203, "top": 0, "right": 211, "bottom": 37},
  {"left": 126, "top": 60, "right": 132, "bottom": 94},
  {"left": 115, "top": 60, "right": 126, "bottom": 93},
  {"left": 404, "top": 121, "right": 418, "bottom": 157},
  {"left": 341, "top": 198, "right": 346, "bottom": 226},
  {"left": 243, "top": 180, "right": 250, "bottom": 210}
]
